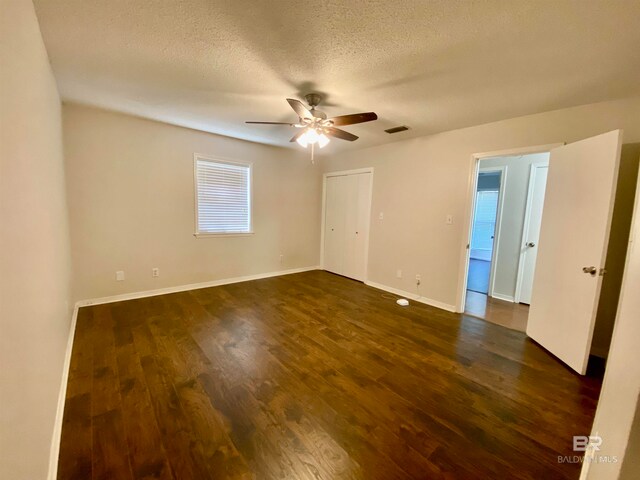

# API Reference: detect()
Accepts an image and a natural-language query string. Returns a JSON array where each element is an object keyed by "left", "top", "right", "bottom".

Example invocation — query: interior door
[
  {"left": 526, "top": 130, "right": 622, "bottom": 374},
  {"left": 517, "top": 164, "right": 548, "bottom": 304},
  {"left": 323, "top": 175, "right": 347, "bottom": 275},
  {"left": 342, "top": 174, "right": 359, "bottom": 278},
  {"left": 343, "top": 173, "right": 372, "bottom": 281}
]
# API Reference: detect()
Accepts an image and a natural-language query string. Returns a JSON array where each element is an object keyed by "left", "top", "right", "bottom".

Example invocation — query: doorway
[
  {"left": 461, "top": 150, "right": 552, "bottom": 332},
  {"left": 467, "top": 169, "right": 503, "bottom": 295}
]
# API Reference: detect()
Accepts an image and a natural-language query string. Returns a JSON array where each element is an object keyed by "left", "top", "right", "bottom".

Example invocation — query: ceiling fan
[{"left": 246, "top": 94, "right": 377, "bottom": 157}]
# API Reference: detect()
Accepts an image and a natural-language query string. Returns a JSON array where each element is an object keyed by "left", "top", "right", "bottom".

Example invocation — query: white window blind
[
  {"left": 471, "top": 190, "right": 499, "bottom": 251},
  {"left": 194, "top": 157, "right": 252, "bottom": 235}
]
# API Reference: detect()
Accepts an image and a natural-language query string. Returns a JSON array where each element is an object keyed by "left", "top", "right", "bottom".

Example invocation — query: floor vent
[{"left": 384, "top": 125, "right": 409, "bottom": 134}]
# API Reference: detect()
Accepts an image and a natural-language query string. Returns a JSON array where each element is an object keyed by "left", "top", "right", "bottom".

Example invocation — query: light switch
[
  {"left": 379, "top": 212, "right": 384, "bottom": 220},
  {"left": 116, "top": 270, "right": 125, "bottom": 281}
]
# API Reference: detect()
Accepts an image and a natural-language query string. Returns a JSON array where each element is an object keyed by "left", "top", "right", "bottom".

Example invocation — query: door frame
[
  {"left": 456, "top": 143, "right": 563, "bottom": 313},
  {"left": 320, "top": 167, "right": 374, "bottom": 281},
  {"left": 514, "top": 161, "right": 550, "bottom": 304}
]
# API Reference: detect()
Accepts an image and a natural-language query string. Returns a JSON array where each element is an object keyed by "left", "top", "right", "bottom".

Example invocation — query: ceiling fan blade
[
  {"left": 329, "top": 112, "right": 378, "bottom": 126},
  {"left": 246, "top": 121, "right": 296, "bottom": 125},
  {"left": 289, "top": 130, "right": 306, "bottom": 143},
  {"left": 325, "top": 127, "right": 358, "bottom": 141},
  {"left": 286, "top": 98, "right": 313, "bottom": 120}
]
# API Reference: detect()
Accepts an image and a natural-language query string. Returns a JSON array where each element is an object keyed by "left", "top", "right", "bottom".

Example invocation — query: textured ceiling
[{"left": 34, "top": 0, "right": 640, "bottom": 154}]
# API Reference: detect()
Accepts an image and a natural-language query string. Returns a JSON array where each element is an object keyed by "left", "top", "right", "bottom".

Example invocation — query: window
[
  {"left": 194, "top": 155, "right": 252, "bottom": 236},
  {"left": 471, "top": 190, "right": 499, "bottom": 253}
]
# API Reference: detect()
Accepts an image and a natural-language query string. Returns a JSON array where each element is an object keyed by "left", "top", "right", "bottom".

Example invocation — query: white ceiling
[{"left": 34, "top": 0, "right": 640, "bottom": 154}]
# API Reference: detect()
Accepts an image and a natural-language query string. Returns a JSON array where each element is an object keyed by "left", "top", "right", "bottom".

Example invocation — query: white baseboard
[
  {"left": 491, "top": 292, "right": 515, "bottom": 303},
  {"left": 48, "top": 265, "right": 318, "bottom": 479},
  {"left": 75, "top": 265, "right": 320, "bottom": 308},
  {"left": 365, "top": 280, "right": 457, "bottom": 313},
  {"left": 47, "top": 304, "right": 79, "bottom": 480}
]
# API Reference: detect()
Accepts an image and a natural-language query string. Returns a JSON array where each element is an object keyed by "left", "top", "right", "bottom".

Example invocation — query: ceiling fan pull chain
[{"left": 311, "top": 142, "right": 315, "bottom": 165}]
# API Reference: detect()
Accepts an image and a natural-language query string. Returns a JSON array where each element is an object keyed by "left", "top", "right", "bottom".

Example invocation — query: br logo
[{"left": 573, "top": 435, "right": 602, "bottom": 452}]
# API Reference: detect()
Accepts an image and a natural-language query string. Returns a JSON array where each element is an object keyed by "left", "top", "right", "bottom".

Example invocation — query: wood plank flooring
[
  {"left": 58, "top": 270, "right": 602, "bottom": 479},
  {"left": 464, "top": 290, "right": 530, "bottom": 332}
]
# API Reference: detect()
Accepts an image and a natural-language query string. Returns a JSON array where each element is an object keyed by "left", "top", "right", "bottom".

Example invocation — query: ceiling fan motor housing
[{"left": 305, "top": 93, "right": 322, "bottom": 108}]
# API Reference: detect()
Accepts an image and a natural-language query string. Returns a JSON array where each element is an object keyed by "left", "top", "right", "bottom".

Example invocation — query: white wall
[
  {"left": 584, "top": 169, "right": 640, "bottom": 480},
  {"left": 0, "top": 1, "right": 72, "bottom": 479},
  {"left": 479, "top": 153, "right": 549, "bottom": 300},
  {"left": 323, "top": 97, "right": 640, "bottom": 311},
  {"left": 63, "top": 104, "right": 322, "bottom": 301}
]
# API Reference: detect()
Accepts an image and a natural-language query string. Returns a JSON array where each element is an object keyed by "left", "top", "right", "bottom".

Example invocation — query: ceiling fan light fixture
[
  {"left": 305, "top": 128, "right": 320, "bottom": 144},
  {"left": 296, "top": 134, "right": 309, "bottom": 148},
  {"left": 296, "top": 127, "right": 330, "bottom": 149},
  {"left": 247, "top": 95, "right": 377, "bottom": 155},
  {"left": 317, "top": 133, "right": 330, "bottom": 148}
]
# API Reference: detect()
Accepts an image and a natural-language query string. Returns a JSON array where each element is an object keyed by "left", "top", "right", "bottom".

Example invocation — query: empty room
[{"left": 2, "top": 1, "right": 640, "bottom": 479}]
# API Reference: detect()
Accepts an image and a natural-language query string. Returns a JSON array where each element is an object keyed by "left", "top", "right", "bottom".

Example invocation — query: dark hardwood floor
[
  {"left": 58, "top": 270, "right": 602, "bottom": 479},
  {"left": 464, "top": 290, "right": 530, "bottom": 332}
]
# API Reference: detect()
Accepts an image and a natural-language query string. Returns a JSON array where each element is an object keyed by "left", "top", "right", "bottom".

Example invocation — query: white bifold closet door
[{"left": 323, "top": 172, "right": 372, "bottom": 281}]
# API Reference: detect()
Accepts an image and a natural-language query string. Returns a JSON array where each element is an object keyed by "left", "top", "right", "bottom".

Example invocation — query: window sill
[{"left": 194, "top": 232, "right": 255, "bottom": 238}]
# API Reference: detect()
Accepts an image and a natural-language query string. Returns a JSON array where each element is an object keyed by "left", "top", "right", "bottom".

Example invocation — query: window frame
[{"left": 193, "top": 153, "right": 254, "bottom": 238}]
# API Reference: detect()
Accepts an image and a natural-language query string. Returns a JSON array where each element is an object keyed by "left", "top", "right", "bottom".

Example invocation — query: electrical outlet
[
  {"left": 446, "top": 214, "right": 453, "bottom": 225},
  {"left": 396, "top": 269, "right": 402, "bottom": 278},
  {"left": 416, "top": 274, "right": 421, "bottom": 285},
  {"left": 152, "top": 268, "right": 159, "bottom": 278},
  {"left": 116, "top": 270, "right": 125, "bottom": 281},
  {"left": 280, "top": 254, "right": 284, "bottom": 264}
]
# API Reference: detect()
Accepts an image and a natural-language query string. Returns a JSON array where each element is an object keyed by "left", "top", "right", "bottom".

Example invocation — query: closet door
[
  {"left": 343, "top": 173, "right": 372, "bottom": 281},
  {"left": 323, "top": 175, "right": 347, "bottom": 275}
]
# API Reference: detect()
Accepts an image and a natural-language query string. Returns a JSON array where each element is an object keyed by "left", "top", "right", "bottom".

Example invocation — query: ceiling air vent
[{"left": 384, "top": 125, "right": 409, "bottom": 134}]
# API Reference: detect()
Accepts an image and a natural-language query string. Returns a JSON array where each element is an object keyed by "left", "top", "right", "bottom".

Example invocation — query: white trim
[
  {"left": 456, "top": 153, "right": 481, "bottom": 312},
  {"left": 75, "top": 266, "right": 319, "bottom": 307},
  {"left": 472, "top": 143, "right": 563, "bottom": 160},
  {"left": 514, "top": 161, "right": 549, "bottom": 303},
  {"left": 365, "top": 280, "right": 457, "bottom": 313},
  {"left": 491, "top": 292, "right": 515, "bottom": 303},
  {"left": 320, "top": 168, "right": 374, "bottom": 282},
  {"left": 324, "top": 167, "right": 374, "bottom": 178},
  {"left": 193, "top": 232, "right": 255, "bottom": 238},
  {"left": 47, "top": 305, "right": 79, "bottom": 480},
  {"left": 456, "top": 143, "right": 563, "bottom": 313},
  {"left": 193, "top": 153, "right": 253, "bottom": 236}
]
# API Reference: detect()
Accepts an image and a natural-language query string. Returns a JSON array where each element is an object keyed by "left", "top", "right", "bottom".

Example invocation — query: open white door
[
  {"left": 516, "top": 163, "right": 548, "bottom": 304},
  {"left": 526, "top": 130, "right": 622, "bottom": 375}
]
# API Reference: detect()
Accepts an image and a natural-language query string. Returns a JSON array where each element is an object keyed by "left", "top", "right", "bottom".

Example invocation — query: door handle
[
  {"left": 526, "top": 242, "right": 536, "bottom": 247},
  {"left": 582, "top": 266, "right": 597, "bottom": 276}
]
